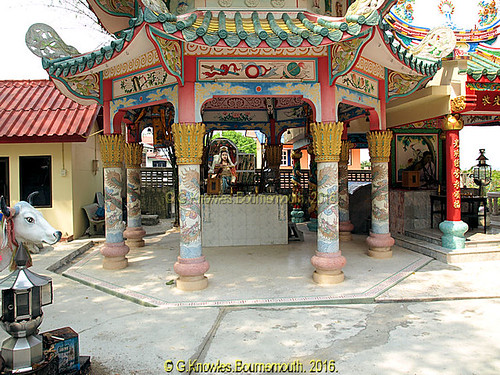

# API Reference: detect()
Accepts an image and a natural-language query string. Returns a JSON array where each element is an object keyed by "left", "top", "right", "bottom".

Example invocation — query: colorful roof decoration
[
  {"left": 0, "top": 80, "right": 99, "bottom": 143},
  {"left": 464, "top": 44, "right": 500, "bottom": 81},
  {"left": 387, "top": 0, "right": 500, "bottom": 43}
]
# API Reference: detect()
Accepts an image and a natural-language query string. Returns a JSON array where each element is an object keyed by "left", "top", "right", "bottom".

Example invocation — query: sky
[{"left": 1, "top": 1, "right": 500, "bottom": 169}]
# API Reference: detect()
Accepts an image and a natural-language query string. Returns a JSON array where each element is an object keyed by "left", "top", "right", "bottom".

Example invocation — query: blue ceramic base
[
  {"left": 307, "top": 218, "right": 318, "bottom": 232},
  {"left": 439, "top": 220, "right": 468, "bottom": 249}
]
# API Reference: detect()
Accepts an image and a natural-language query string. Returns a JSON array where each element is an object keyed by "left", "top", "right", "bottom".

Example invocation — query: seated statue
[{"left": 209, "top": 146, "right": 236, "bottom": 194}]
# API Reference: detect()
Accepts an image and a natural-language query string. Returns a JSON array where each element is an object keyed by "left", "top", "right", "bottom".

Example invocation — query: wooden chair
[{"left": 82, "top": 203, "right": 105, "bottom": 235}]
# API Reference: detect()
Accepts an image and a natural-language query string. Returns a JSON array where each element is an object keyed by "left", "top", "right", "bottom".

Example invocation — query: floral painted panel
[
  {"left": 113, "top": 66, "right": 177, "bottom": 98},
  {"left": 337, "top": 71, "right": 378, "bottom": 98}
]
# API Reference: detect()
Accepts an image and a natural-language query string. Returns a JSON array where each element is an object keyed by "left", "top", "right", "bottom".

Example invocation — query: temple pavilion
[{"left": 26, "top": 0, "right": 463, "bottom": 291}]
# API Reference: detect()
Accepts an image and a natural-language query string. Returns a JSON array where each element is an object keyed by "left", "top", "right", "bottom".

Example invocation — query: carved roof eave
[
  {"left": 376, "top": 19, "right": 442, "bottom": 77},
  {"left": 41, "top": 7, "right": 382, "bottom": 82},
  {"left": 86, "top": 0, "right": 137, "bottom": 34}
]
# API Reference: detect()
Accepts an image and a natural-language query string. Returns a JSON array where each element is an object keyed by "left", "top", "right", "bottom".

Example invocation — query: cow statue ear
[{"left": 0, "top": 196, "right": 10, "bottom": 218}]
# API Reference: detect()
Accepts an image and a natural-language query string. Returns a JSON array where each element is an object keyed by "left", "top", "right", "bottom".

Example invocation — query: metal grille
[
  {"left": 140, "top": 168, "right": 174, "bottom": 218},
  {"left": 348, "top": 170, "right": 372, "bottom": 182}
]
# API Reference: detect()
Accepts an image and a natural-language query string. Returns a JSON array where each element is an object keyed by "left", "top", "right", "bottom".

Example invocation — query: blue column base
[
  {"left": 291, "top": 209, "right": 304, "bottom": 223},
  {"left": 439, "top": 220, "right": 469, "bottom": 249},
  {"left": 307, "top": 218, "right": 318, "bottom": 232}
]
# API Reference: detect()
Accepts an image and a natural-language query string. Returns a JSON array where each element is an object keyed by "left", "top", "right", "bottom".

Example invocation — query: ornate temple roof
[
  {"left": 37, "top": 4, "right": 441, "bottom": 81},
  {"left": 463, "top": 44, "right": 500, "bottom": 82}
]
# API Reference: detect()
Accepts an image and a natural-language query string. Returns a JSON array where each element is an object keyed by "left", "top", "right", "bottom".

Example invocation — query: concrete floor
[{"left": 0, "top": 222, "right": 499, "bottom": 374}]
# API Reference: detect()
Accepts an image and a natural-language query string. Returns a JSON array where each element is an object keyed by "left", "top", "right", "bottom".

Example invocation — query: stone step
[
  {"left": 394, "top": 233, "right": 500, "bottom": 263},
  {"left": 405, "top": 229, "right": 500, "bottom": 248}
]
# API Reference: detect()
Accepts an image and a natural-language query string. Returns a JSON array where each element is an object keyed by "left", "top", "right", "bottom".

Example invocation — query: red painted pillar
[
  {"left": 445, "top": 129, "right": 461, "bottom": 222},
  {"left": 439, "top": 115, "right": 468, "bottom": 249}
]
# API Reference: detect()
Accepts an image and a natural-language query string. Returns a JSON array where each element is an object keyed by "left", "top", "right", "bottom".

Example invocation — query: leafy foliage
[
  {"left": 360, "top": 160, "right": 371, "bottom": 170},
  {"left": 212, "top": 131, "right": 257, "bottom": 155}
]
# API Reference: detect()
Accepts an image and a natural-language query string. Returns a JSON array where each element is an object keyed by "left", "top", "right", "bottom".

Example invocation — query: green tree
[
  {"left": 360, "top": 160, "right": 371, "bottom": 170},
  {"left": 213, "top": 130, "right": 257, "bottom": 155}
]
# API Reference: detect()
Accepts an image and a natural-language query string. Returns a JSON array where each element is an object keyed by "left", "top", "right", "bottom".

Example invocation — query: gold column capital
[
  {"left": 311, "top": 122, "right": 343, "bottom": 163},
  {"left": 265, "top": 144, "right": 283, "bottom": 168},
  {"left": 367, "top": 130, "right": 392, "bottom": 163},
  {"left": 172, "top": 122, "right": 206, "bottom": 165},
  {"left": 442, "top": 114, "right": 464, "bottom": 131},
  {"left": 450, "top": 96, "right": 466, "bottom": 113},
  {"left": 99, "top": 134, "right": 125, "bottom": 168},
  {"left": 124, "top": 142, "right": 144, "bottom": 168},
  {"left": 340, "top": 141, "right": 355, "bottom": 163}
]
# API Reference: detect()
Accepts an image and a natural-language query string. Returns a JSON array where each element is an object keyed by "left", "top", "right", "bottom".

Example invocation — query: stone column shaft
[
  {"left": 439, "top": 115, "right": 468, "bottom": 248},
  {"left": 99, "top": 134, "right": 130, "bottom": 270},
  {"left": 366, "top": 131, "right": 395, "bottom": 259},
  {"left": 123, "top": 143, "right": 146, "bottom": 248},
  {"left": 339, "top": 141, "right": 355, "bottom": 241},
  {"left": 310, "top": 122, "right": 346, "bottom": 284},
  {"left": 172, "top": 122, "right": 209, "bottom": 291}
]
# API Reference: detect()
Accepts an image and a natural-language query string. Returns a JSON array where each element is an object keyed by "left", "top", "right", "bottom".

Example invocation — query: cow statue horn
[
  {"left": 26, "top": 191, "right": 39, "bottom": 205},
  {"left": 0, "top": 196, "right": 10, "bottom": 218}
]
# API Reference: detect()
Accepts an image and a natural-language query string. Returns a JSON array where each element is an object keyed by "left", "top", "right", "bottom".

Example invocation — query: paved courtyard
[{"left": 1, "top": 222, "right": 499, "bottom": 374}]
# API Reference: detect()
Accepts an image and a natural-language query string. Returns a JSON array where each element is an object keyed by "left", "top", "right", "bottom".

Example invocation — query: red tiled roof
[{"left": 0, "top": 80, "right": 100, "bottom": 143}]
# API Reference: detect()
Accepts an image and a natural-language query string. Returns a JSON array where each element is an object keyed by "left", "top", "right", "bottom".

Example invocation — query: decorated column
[
  {"left": 99, "top": 135, "right": 130, "bottom": 270},
  {"left": 307, "top": 144, "right": 318, "bottom": 232},
  {"left": 123, "top": 143, "right": 146, "bottom": 248},
  {"left": 366, "top": 131, "right": 395, "bottom": 259},
  {"left": 439, "top": 114, "right": 468, "bottom": 248},
  {"left": 310, "top": 122, "right": 346, "bottom": 284},
  {"left": 339, "top": 141, "right": 355, "bottom": 241},
  {"left": 172, "top": 122, "right": 209, "bottom": 291},
  {"left": 265, "top": 143, "right": 282, "bottom": 192},
  {"left": 291, "top": 150, "right": 304, "bottom": 223}
]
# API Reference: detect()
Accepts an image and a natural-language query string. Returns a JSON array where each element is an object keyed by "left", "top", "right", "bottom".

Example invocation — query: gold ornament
[
  {"left": 340, "top": 141, "right": 355, "bottom": 164},
  {"left": 366, "top": 130, "right": 392, "bottom": 163},
  {"left": 172, "top": 122, "right": 206, "bottom": 165},
  {"left": 124, "top": 142, "right": 144, "bottom": 168},
  {"left": 450, "top": 96, "right": 466, "bottom": 113},
  {"left": 265, "top": 144, "right": 283, "bottom": 168},
  {"left": 311, "top": 122, "right": 343, "bottom": 163},
  {"left": 99, "top": 134, "right": 125, "bottom": 168},
  {"left": 441, "top": 114, "right": 464, "bottom": 131}
]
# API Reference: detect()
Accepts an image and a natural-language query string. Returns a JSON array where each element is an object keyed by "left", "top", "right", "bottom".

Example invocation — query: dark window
[
  {"left": 20, "top": 156, "right": 52, "bottom": 207},
  {"left": 0, "top": 157, "right": 8, "bottom": 205}
]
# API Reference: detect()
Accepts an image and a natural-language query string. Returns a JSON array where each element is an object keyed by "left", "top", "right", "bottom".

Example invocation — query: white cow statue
[{"left": 1, "top": 195, "right": 62, "bottom": 271}]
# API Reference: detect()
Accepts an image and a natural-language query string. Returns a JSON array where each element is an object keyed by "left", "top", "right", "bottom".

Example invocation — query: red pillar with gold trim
[{"left": 439, "top": 115, "right": 468, "bottom": 248}]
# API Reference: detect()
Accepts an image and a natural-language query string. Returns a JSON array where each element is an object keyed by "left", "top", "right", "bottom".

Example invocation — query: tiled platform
[{"left": 63, "top": 224, "right": 432, "bottom": 308}]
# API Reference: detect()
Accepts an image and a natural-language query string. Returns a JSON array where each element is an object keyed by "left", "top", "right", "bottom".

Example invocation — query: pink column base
[
  {"left": 339, "top": 221, "right": 354, "bottom": 242},
  {"left": 366, "top": 232, "right": 395, "bottom": 259},
  {"left": 100, "top": 241, "right": 130, "bottom": 270},
  {"left": 310, "top": 251, "right": 346, "bottom": 284},
  {"left": 124, "top": 226, "right": 146, "bottom": 248},
  {"left": 174, "top": 256, "right": 210, "bottom": 291}
]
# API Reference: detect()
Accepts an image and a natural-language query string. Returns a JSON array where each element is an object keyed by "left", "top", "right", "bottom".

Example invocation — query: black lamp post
[
  {"left": 0, "top": 243, "right": 53, "bottom": 373},
  {"left": 472, "top": 149, "right": 492, "bottom": 197}
]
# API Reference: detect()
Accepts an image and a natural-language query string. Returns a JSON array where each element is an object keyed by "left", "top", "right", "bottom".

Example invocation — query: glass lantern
[
  {"left": 0, "top": 244, "right": 53, "bottom": 372},
  {"left": 472, "top": 149, "right": 492, "bottom": 197}
]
